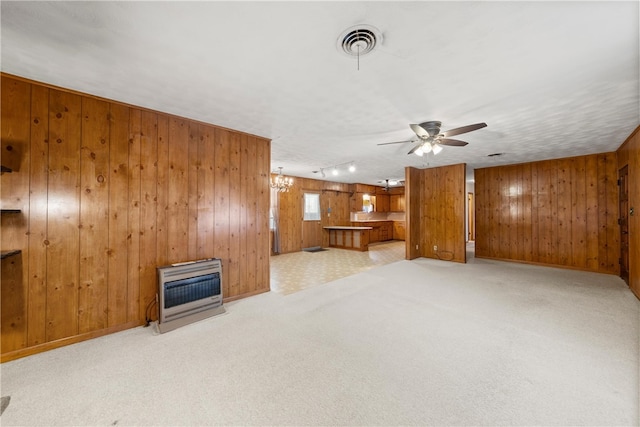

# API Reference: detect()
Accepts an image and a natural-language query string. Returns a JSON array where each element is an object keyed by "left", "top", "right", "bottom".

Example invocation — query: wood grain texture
[
  {"left": 107, "top": 103, "right": 130, "bottom": 327},
  {"left": 475, "top": 153, "right": 619, "bottom": 274},
  {"left": 405, "top": 164, "right": 466, "bottom": 263},
  {"left": 127, "top": 109, "right": 142, "bottom": 323},
  {"left": 139, "top": 111, "right": 158, "bottom": 321},
  {"left": 0, "top": 76, "right": 31, "bottom": 351},
  {"left": 1, "top": 74, "right": 271, "bottom": 360},
  {"left": 46, "top": 89, "right": 81, "bottom": 341},
  {"left": 78, "top": 97, "right": 110, "bottom": 333},
  {"left": 27, "top": 84, "right": 49, "bottom": 347}
]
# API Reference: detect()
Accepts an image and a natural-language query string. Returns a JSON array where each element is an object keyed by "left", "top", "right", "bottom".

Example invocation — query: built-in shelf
[
  {"left": 1, "top": 250, "right": 21, "bottom": 260},
  {"left": 1, "top": 209, "right": 21, "bottom": 214}
]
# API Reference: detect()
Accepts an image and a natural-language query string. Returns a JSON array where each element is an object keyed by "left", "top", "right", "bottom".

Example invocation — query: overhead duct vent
[{"left": 337, "top": 25, "right": 383, "bottom": 58}]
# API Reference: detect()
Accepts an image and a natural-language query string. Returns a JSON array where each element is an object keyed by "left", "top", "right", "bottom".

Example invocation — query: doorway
[
  {"left": 467, "top": 192, "right": 475, "bottom": 241},
  {"left": 302, "top": 192, "right": 323, "bottom": 249},
  {"left": 619, "top": 165, "right": 629, "bottom": 284}
]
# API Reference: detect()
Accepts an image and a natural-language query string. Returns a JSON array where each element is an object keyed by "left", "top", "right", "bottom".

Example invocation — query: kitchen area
[{"left": 324, "top": 183, "right": 405, "bottom": 251}]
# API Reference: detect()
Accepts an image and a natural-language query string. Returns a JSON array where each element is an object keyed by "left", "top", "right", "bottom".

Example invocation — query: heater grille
[{"left": 157, "top": 258, "right": 224, "bottom": 333}]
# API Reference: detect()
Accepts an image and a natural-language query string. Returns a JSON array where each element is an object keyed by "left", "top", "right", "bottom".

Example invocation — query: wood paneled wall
[
  {"left": 0, "top": 74, "right": 271, "bottom": 361},
  {"left": 474, "top": 153, "right": 619, "bottom": 274},
  {"left": 617, "top": 126, "right": 640, "bottom": 298},
  {"left": 405, "top": 164, "right": 466, "bottom": 263},
  {"left": 275, "top": 177, "right": 351, "bottom": 254}
]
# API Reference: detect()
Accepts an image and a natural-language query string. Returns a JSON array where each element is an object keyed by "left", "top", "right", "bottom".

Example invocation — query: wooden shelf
[
  {"left": 1, "top": 209, "right": 21, "bottom": 214},
  {"left": 1, "top": 250, "right": 21, "bottom": 260}
]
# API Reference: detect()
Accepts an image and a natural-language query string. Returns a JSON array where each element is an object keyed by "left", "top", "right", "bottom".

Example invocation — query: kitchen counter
[
  {"left": 323, "top": 226, "right": 371, "bottom": 251},
  {"left": 323, "top": 226, "right": 373, "bottom": 230},
  {"left": 351, "top": 219, "right": 395, "bottom": 223}
]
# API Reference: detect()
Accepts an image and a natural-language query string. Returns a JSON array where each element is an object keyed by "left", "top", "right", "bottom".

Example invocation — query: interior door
[
  {"left": 302, "top": 192, "right": 323, "bottom": 249},
  {"left": 619, "top": 165, "right": 629, "bottom": 284}
]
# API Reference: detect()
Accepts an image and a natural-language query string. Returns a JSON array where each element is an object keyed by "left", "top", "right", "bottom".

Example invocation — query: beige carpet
[{"left": 1, "top": 256, "right": 638, "bottom": 425}]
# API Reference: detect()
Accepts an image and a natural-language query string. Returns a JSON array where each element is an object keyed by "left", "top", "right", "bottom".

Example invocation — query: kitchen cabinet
[
  {"left": 390, "top": 194, "right": 405, "bottom": 212},
  {"left": 375, "top": 194, "right": 390, "bottom": 212},
  {"left": 351, "top": 221, "right": 393, "bottom": 243},
  {"left": 324, "top": 226, "right": 371, "bottom": 251},
  {"left": 393, "top": 221, "right": 406, "bottom": 240}
]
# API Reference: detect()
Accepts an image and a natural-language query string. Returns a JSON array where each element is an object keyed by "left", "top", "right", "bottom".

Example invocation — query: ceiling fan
[
  {"left": 378, "top": 179, "right": 403, "bottom": 191},
  {"left": 378, "top": 121, "right": 487, "bottom": 156}
]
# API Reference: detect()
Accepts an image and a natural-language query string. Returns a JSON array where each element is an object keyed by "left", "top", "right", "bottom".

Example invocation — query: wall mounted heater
[{"left": 157, "top": 258, "right": 225, "bottom": 333}]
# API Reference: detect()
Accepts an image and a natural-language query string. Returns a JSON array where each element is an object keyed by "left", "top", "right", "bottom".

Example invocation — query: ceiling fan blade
[
  {"left": 441, "top": 122, "right": 487, "bottom": 137},
  {"left": 407, "top": 144, "right": 422, "bottom": 155},
  {"left": 438, "top": 138, "right": 469, "bottom": 147},
  {"left": 410, "top": 123, "right": 430, "bottom": 138},
  {"left": 377, "top": 139, "right": 415, "bottom": 146}
]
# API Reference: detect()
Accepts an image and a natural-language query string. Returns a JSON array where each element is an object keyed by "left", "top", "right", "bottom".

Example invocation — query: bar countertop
[{"left": 323, "top": 226, "right": 372, "bottom": 230}]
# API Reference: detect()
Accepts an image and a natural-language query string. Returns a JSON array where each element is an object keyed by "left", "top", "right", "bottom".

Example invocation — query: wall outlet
[
  {"left": 433, "top": 245, "right": 438, "bottom": 251},
  {"left": 415, "top": 244, "right": 419, "bottom": 250}
]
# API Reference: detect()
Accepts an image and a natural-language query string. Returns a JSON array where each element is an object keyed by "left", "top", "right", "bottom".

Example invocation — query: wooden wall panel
[
  {"left": 107, "top": 103, "right": 130, "bottom": 327},
  {"left": 196, "top": 124, "right": 214, "bottom": 260},
  {"left": 167, "top": 117, "right": 189, "bottom": 263},
  {"left": 475, "top": 153, "right": 619, "bottom": 274},
  {"left": 227, "top": 132, "right": 241, "bottom": 296},
  {"left": 1, "top": 76, "right": 31, "bottom": 352},
  {"left": 570, "top": 157, "right": 587, "bottom": 269},
  {"left": 78, "top": 97, "right": 110, "bottom": 334},
  {"left": 27, "top": 84, "right": 49, "bottom": 347},
  {"left": 1, "top": 74, "right": 271, "bottom": 361},
  {"left": 255, "top": 136, "right": 270, "bottom": 292},
  {"left": 405, "top": 164, "right": 466, "bottom": 263},
  {"left": 127, "top": 109, "right": 142, "bottom": 322},
  {"left": 155, "top": 115, "right": 170, "bottom": 266},
  {"left": 584, "top": 154, "right": 599, "bottom": 270},
  {"left": 46, "top": 89, "right": 81, "bottom": 341},
  {"left": 139, "top": 111, "right": 158, "bottom": 321},
  {"left": 214, "top": 128, "right": 231, "bottom": 296}
]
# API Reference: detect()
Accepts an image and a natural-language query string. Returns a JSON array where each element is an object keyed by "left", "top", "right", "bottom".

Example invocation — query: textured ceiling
[{"left": 2, "top": 1, "right": 638, "bottom": 186}]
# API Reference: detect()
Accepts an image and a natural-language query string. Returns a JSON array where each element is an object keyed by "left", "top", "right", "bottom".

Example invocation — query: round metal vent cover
[{"left": 337, "top": 24, "right": 383, "bottom": 57}]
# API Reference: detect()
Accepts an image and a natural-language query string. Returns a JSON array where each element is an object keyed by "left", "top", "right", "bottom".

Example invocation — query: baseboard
[{"left": 1, "top": 320, "right": 142, "bottom": 363}]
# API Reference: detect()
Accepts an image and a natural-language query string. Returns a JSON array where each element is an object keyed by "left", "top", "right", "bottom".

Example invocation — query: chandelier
[{"left": 271, "top": 167, "right": 294, "bottom": 192}]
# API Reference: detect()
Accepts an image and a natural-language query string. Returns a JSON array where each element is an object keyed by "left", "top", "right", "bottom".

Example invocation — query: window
[{"left": 303, "top": 193, "right": 321, "bottom": 221}]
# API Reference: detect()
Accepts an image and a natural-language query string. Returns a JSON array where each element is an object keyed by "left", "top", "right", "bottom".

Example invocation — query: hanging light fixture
[
  {"left": 349, "top": 162, "right": 356, "bottom": 173},
  {"left": 271, "top": 167, "right": 294, "bottom": 192},
  {"left": 413, "top": 141, "right": 443, "bottom": 157}
]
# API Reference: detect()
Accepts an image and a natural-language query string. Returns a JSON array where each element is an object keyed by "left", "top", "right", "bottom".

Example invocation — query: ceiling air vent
[{"left": 337, "top": 25, "right": 383, "bottom": 58}]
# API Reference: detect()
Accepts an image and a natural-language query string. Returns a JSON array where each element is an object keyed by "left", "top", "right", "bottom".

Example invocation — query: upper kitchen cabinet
[
  {"left": 375, "top": 194, "right": 390, "bottom": 212},
  {"left": 390, "top": 194, "right": 406, "bottom": 212}
]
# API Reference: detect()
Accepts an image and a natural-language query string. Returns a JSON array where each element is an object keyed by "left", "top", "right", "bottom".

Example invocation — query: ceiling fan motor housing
[{"left": 419, "top": 121, "right": 442, "bottom": 138}]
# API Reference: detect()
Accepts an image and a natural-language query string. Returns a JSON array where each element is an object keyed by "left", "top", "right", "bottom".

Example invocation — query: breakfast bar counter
[{"left": 323, "top": 226, "right": 372, "bottom": 251}]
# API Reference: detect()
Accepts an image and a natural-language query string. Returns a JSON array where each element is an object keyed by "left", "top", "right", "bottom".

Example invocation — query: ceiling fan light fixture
[
  {"left": 432, "top": 143, "right": 443, "bottom": 155},
  {"left": 414, "top": 146, "right": 424, "bottom": 156}
]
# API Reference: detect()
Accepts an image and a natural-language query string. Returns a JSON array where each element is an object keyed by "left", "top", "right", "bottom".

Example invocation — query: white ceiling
[{"left": 2, "top": 1, "right": 638, "bottom": 186}]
